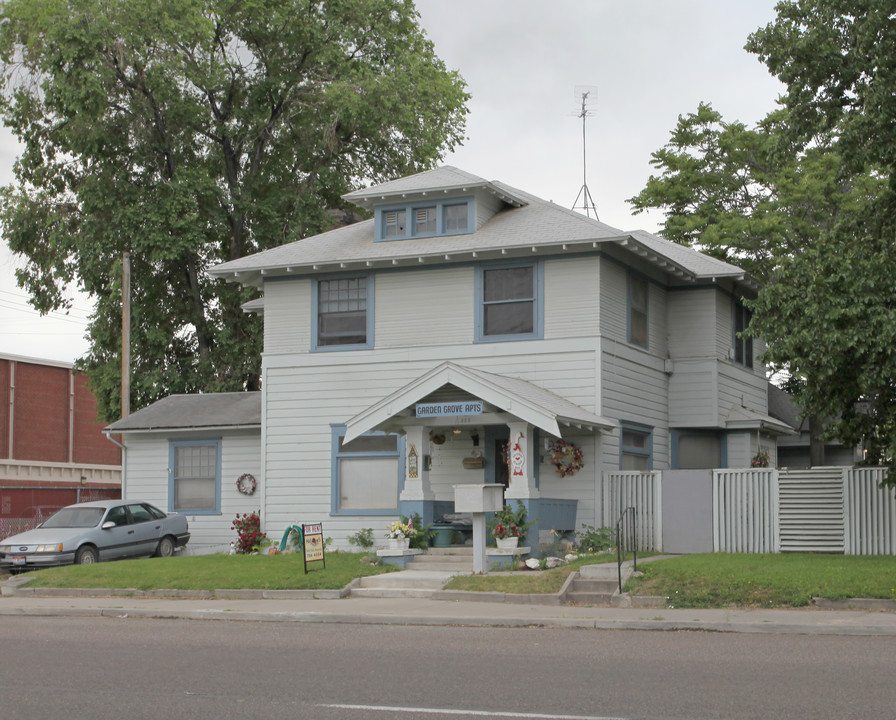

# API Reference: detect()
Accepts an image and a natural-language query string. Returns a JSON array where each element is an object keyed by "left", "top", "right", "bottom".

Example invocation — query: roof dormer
[{"left": 342, "top": 165, "right": 528, "bottom": 242}]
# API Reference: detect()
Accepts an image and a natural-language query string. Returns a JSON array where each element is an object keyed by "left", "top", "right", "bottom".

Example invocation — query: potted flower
[
  {"left": 751, "top": 449, "right": 770, "bottom": 468},
  {"left": 491, "top": 501, "right": 531, "bottom": 549},
  {"left": 493, "top": 520, "right": 521, "bottom": 549},
  {"left": 386, "top": 519, "right": 416, "bottom": 550}
]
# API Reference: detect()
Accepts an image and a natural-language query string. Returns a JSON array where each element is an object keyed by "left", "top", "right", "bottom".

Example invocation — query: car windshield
[{"left": 39, "top": 507, "right": 106, "bottom": 529}]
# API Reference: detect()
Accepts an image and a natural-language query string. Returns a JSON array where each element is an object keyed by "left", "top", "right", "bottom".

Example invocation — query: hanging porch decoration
[
  {"left": 236, "top": 473, "right": 257, "bottom": 496},
  {"left": 548, "top": 440, "right": 584, "bottom": 478}
]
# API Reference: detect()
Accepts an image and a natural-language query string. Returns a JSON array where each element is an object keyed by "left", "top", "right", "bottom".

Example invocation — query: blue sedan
[{"left": 0, "top": 499, "right": 190, "bottom": 570}]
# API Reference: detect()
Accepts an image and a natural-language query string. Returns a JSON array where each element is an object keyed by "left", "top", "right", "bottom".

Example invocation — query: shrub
[
  {"left": 231, "top": 511, "right": 267, "bottom": 554},
  {"left": 575, "top": 523, "right": 615, "bottom": 553},
  {"left": 348, "top": 528, "right": 374, "bottom": 549}
]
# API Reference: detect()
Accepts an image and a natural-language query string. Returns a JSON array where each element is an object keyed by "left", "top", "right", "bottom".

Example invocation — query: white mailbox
[{"left": 454, "top": 484, "right": 505, "bottom": 513}]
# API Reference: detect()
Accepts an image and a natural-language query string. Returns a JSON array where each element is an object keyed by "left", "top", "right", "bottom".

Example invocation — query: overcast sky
[{"left": 0, "top": 0, "right": 784, "bottom": 365}]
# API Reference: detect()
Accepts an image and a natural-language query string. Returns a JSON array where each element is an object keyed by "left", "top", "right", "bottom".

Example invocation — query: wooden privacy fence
[
  {"left": 712, "top": 467, "right": 896, "bottom": 555},
  {"left": 602, "top": 471, "right": 662, "bottom": 551},
  {"left": 602, "top": 467, "right": 896, "bottom": 554}
]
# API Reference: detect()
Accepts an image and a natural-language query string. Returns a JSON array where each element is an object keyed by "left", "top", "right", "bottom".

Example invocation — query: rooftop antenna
[{"left": 570, "top": 85, "right": 599, "bottom": 219}]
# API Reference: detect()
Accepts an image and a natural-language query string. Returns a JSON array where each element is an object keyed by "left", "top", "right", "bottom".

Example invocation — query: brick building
[{"left": 1, "top": 353, "right": 121, "bottom": 537}]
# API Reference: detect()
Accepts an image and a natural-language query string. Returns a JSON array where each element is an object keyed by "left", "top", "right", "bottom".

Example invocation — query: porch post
[
  {"left": 399, "top": 426, "right": 435, "bottom": 525},
  {"left": 505, "top": 421, "right": 541, "bottom": 550},
  {"left": 504, "top": 422, "right": 540, "bottom": 501}
]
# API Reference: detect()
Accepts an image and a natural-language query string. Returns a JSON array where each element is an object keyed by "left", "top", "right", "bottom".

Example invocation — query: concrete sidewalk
[{"left": 2, "top": 589, "right": 896, "bottom": 636}]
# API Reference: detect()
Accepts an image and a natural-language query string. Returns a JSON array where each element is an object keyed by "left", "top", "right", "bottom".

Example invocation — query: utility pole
[{"left": 121, "top": 250, "right": 130, "bottom": 418}]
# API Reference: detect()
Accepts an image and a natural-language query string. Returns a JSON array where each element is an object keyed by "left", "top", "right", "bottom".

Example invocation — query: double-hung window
[
  {"left": 733, "top": 299, "right": 753, "bottom": 368},
  {"left": 620, "top": 424, "right": 652, "bottom": 471},
  {"left": 628, "top": 273, "right": 648, "bottom": 348},
  {"left": 169, "top": 439, "right": 221, "bottom": 514},
  {"left": 331, "top": 426, "right": 403, "bottom": 515},
  {"left": 314, "top": 275, "right": 374, "bottom": 350},
  {"left": 476, "top": 262, "right": 543, "bottom": 341}
]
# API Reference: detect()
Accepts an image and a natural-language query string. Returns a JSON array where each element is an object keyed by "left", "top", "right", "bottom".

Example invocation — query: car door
[
  {"left": 98, "top": 505, "right": 135, "bottom": 560},
  {"left": 124, "top": 503, "right": 164, "bottom": 557}
]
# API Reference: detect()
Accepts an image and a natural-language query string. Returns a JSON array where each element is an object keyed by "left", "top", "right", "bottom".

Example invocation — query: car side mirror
[{"left": 102, "top": 521, "right": 116, "bottom": 530}]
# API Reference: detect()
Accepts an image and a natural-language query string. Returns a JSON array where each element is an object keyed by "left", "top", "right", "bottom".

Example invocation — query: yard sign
[{"left": 302, "top": 522, "right": 326, "bottom": 573}]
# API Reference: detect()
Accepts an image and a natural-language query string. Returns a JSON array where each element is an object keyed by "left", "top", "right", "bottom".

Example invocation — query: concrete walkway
[{"left": 2, "top": 581, "right": 895, "bottom": 636}]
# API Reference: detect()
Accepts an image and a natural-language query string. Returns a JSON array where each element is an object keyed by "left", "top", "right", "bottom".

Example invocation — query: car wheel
[
  {"left": 75, "top": 546, "right": 98, "bottom": 565},
  {"left": 155, "top": 536, "right": 175, "bottom": 558}
]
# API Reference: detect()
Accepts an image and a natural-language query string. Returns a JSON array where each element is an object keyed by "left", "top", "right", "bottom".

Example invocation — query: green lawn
[
  {"left": 16, "top": 551, "right": 396, "bottom": 591},
  {"left": 444, "top": 553, "right": 618, "bottom": 594},
  {"left": 6, "top": 551, "right": 895, "bottom": 608},
  {"left": 626, "top": 553, "right": 896, "bottom": 608}
]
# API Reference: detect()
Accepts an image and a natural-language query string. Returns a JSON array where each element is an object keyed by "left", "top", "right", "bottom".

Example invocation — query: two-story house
[{"left": 107, "top": 166, "right": 793, "bottom": 553}]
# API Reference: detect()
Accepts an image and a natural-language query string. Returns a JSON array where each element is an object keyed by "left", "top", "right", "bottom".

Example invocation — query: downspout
[
  {"left": 68, "top": 370, "right": 75, "bottom": 463},
  {"left": 7, "top": 361, "right": 14, "bottom": 458},
  {"left": 104, "top": 431, "right": 127, "bottom": 498}
]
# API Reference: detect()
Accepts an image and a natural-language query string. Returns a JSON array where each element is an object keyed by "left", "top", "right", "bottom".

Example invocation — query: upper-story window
[
  {"left": 733, "top": 299, "right": 753, "bottom": 368},
  {"left": 475, "top": 261, "right": 544, "bottom": 342},
  {"left": 620, "top": 424, "right": 652, "bottom": 471},
  {"left": 628, "top": 272, "right": 648, "bottom": 348},
  {"left": 313, "top": 275, "right": 374, "bottom": 350},
  {"left": 384, "top": 210, "right": 406, "bottom": 238},
  {"left": 375, "top": 197, "right": 473, "bottom": 241}
]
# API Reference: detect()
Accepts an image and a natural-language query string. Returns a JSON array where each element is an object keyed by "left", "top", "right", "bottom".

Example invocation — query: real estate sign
[{"left": 303, "top": 522, "right": 325, "bottom": 573}]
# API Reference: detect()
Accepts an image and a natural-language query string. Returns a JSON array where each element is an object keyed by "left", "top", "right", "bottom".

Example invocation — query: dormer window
[
  {"left": 414, "top": 207, "right": 436, "bottom": 234},
  {"left": 375, "top": 197, "right": 473, "bottom": 241},
  {"left": 384, "top": 210, "right": 406, "bottom": 238}
]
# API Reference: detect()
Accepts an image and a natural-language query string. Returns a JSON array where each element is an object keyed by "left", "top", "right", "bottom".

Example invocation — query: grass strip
[
  {"left": 627, "top": 553, "right": 896, "bottom": 608},
  {"left": 20, "top": 551, "right": 397, "bottom": 591}
]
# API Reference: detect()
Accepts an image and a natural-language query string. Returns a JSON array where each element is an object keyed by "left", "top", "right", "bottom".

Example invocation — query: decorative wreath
[
  {"left": 549, "top": 440, "right": 584, "bottom": 478},
  {"left": 236, "top": 473, "right": 257, "bottom": 496}
]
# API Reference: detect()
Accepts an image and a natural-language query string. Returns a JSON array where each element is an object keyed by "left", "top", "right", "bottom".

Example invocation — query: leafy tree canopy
[
  {"left": 631, "top": 0, "right": 896, "bottom": 478},
  {"left": 0, "top": 0, "right": 469, "bottom": 420}
]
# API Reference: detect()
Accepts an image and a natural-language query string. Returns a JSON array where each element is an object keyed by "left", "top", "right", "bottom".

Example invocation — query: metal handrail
[{"left": 615, "top": 506, "right": 637, "bottom": 594}]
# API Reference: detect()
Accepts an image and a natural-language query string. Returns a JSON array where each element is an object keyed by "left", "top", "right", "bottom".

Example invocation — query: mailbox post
[{"left": 454, "top": 483, "right": 505, "bottom": 574}]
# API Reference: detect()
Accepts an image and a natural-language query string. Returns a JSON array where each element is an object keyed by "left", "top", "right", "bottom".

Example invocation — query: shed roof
[{"left": 106, "top": 392, "right": 261, "bottom": 433}]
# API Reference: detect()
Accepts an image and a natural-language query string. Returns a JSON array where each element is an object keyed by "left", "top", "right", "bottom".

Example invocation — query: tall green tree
[
  {"left": 745, "top": 0, "right": 896, "bottom": 474},
  {"left": 0, "top": 0, "right": 468, "bottom": 420},
  {"left": 630, "top": 1, "right": 896, "bottom": 478}
]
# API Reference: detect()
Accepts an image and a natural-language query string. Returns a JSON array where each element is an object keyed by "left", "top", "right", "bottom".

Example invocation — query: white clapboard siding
[
  {"left": 713, "top": 469, "right": 779, "bottom": 553},
  {"left": 602, "top": 471, "right": 662, "bottom": 551},
  {"left": 544, "top": 257, "right": 600, "bottom": 339},
  {"left": 778, "top": 467, "right": 845, "bottom": 552},
  {"left": 845, "top": 467, "right": 896, "bottom": 555},
  {"left": 376, "top": 267, "right": 473, "bottom": 347},
  {"left": 668, "top": 359, "right": 719, "bottom": 427},
  {"left": 263, "top": 278, "right": 311, "bottom": 355},
  {"left": 124, "top": 430, "right": 261, "bottom": 555},
  {"left": 668, "top": 287, "right": 716, "bottom": 359}
]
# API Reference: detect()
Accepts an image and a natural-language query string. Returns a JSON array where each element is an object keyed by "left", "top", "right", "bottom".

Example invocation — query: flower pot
[
  {"left": 496, "top": 537, "right": 519, "bottom": 549},
  {"left": 388, "top": 537, "right": 410, "bottom": 551}
]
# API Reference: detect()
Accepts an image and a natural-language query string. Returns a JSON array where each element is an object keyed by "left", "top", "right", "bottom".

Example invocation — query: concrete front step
[
  {"left": 565, "top": 591, "right": 616, "bottom": 606},
  {"left": 358, "top": 570, "right": 455, "bottom": 590},
  {"left": 569, "top": 578, "right": 619, "bottom": 594},
  {"left": 407, "top": 561, "right": 473, "bottom": 572}
]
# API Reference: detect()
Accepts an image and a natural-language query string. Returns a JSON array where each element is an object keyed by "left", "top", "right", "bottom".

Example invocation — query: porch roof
[
  {"left": 725, "top": 404, "right": 797, "bottom": 436},
  {"left": 343, "top": 361, "right": 616, "bottom": 443}
]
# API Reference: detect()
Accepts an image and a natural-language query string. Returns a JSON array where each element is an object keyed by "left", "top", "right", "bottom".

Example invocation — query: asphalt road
[{"left": 2, "top": 616, "right": 893, "bottom": 719}]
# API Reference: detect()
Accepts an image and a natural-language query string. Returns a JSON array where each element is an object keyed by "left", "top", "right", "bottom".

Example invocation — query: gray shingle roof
[
  {"left": 106, "top": 392, "right": 261, "bottom": 432},
  {"left": 208, "top": 166, "right": 750, "bottom": 288}
]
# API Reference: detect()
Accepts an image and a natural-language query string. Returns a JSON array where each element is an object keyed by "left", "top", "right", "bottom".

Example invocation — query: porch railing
[{"left": 615, "top": 506, "right": 637, "bottom": 594}]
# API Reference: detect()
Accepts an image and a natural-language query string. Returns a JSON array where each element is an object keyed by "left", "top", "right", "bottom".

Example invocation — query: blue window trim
[
  {"left": 732, "top": 298, "right": 754, "bottom": 369},
  {"left": 671, "top": 429, "right": 728, "bottom": 469},
  {"left": 627, "top": 271, "right": 649, "bottom": 349},
  {"left": 330, "top": 424, "right": 405, "bottom": 516},
  {"left": 168, "top": 438, "right": 222, "bottom": 515},
  {"left": 619, "top": 422, "right": 653, "bottom": 471},
  {"left": 474, "top": 259, "right": 544, "bottom": 343},
  {"left": 374, "top": 197, "right": 475, "bottom": 242},
  {"left": 311, "top": 273, "right": 375, "bottom": 352}
]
